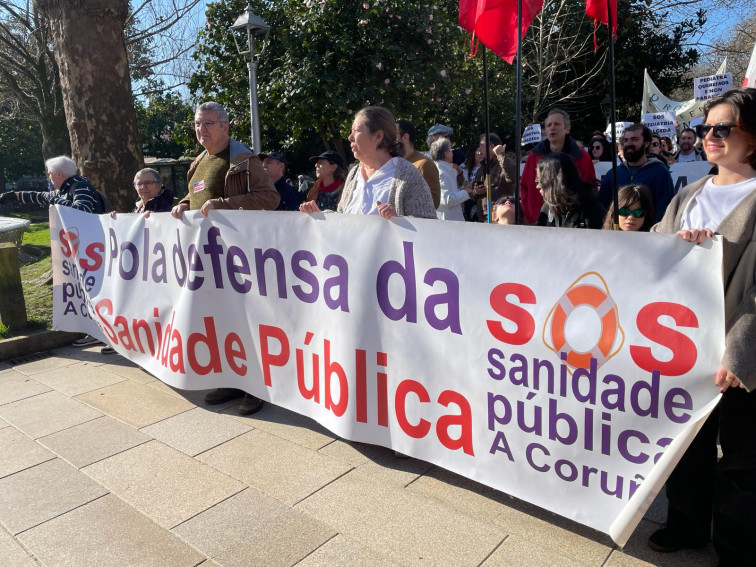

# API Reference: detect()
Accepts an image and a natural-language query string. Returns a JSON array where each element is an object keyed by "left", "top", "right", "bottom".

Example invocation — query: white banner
[
  {"left": 50, "top": 206, "right": 725, "bottom": 547},
  {"left": 743, "top": 43, "right": 756, "bottom": 87},
  {"left": 694, "top": 73, "right": 733, "bottom": 102},
  {"left": 641, "top": 112, "right": 677, "bottom": 138},
  {"left": 522, "top": 123, "right": 542, "bottom": 145},
  {"left": 604, "top": 121, "right": 634, "bottom": 141}
]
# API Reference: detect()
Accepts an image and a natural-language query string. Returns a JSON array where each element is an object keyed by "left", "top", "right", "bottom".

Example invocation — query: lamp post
[{"left": 231, "top": 5, "right": 270, "bottom": 154}]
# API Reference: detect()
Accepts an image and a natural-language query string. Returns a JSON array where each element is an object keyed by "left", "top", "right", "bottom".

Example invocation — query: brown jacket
[
  {"left": 406, "top": 149, "right": 440, "bottom": 209},
  {"left": 653, "top": 175, "right": 756, "bottom": 390},
  {"left": 180, "top": 139, "right": 280, "bottom": 211}
]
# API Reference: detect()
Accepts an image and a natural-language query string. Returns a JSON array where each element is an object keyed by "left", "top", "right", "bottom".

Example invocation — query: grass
[{"left": 1, "top": 208, "right": 53, "bottom": 339}]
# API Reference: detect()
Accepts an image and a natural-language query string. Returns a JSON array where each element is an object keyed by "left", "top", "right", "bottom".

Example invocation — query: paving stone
[
  {"left": 0, "top": 459, "right": 107, "bottom": 535},
  {"left": 294, "top": 534, "right": 400, "bottom": 567},
  {"left": 295, "top": 472, "right": 506, "bottom": 566},
  {"left": 174, "top": 487, "right": 335, "bottom": 566},
  {"left": 75, "top": 380, "right": 193, "bottom": 428},
  {"left": 408, "top": 467, "right": 612, "bottom": 566},
  {"left": 319, "top": 440, "right": 434, "bottom": 487},
  {"left": 0, "top": 417, "right": 9, "bottom": 429},
  {"left": 17, "top": 494, "right": 205, "bottom": 567},
  {"left": 38, "top": 415, "right": 151, "bottom": 468},
  {"left": 224, "top": 402, "right": 336, "bottom": 450},
  {"left": 212, "top": 509, "right": 336, "bottom": 567},
  {"left": 0, "top": 523, "right": 38, "bottom": 567},
  {"left": 172, "top": 488, "right": 290, "bottom": 557},
  {"left": 31, "top": 361, "right": 127, "bottom": 396},
  {"left": 604, "top": 519, "right": 717, "bottom": 567},
  {"left": 0, "top": 427, "right": 56, "bottom": 478},
  {"left": 481, "top": 534, "right": 585, "bottom": 566},
  {"left": 97, "top": 360, "right": 155, "bottom": 383},
  {"left": 0, "top": 391, "right": 102, "bottom": 439},
  {"left": 83, "top": 440, "right": 245, "bottom": 529},
  {"left": 198, "top": 429, "right": 352, "bottom": 505},
  {"left": 141, "top": 407, "right": 252, "bottom": 456},
  {"left": 168, "top": 386, "right": 242, "bottom": 411},
  {"left": 8, "top": 353, "right": 80, "bottom": 375},
  {"left": 0, "top": 372, "right": 51, "bottom": 406}
]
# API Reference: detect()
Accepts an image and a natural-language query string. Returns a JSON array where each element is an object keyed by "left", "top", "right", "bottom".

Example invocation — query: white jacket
[{"left": 435, "top": 160, "right": 469, "bottom": 221}]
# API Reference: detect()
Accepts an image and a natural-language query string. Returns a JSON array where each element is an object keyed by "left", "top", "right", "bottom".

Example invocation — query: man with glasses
[
  {"left": 598, "top": 123, "right": 674, "bottom": 221},
  {"left": 172, "top": 101, "right": 279, "bottom": 415},
  {"left": 0, "top": 155, "right": 105, "bottom": 214},
  {"left": 674, "top": 127, "right": 707, "bottom": 163}
]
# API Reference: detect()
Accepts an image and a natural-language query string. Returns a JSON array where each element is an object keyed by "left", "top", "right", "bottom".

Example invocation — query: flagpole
[
  {"left": 514, "top": 0, "right": 523, "bottom": 224},
  {"left": 483, "top": 46, "right": 492, "bottom": 223},
  {"left": 608, "top": 1, "right": 619, "bottom": 229}
]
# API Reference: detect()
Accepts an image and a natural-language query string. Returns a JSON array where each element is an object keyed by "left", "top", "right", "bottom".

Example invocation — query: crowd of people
[{"left": 1, "top": 88, "right": 754, "bottom": 567}]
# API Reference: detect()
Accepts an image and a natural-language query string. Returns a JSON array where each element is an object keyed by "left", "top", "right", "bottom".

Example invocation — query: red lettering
[
  {"left": 94, "top": 298, "right": 117, "bottom": 342},
  {"left": 259, "top": 324, "right": 290, "bottom": 386},
  {"left": 324, "top": 339, "right": 348, "bottom": 417},
  {"left": 224, "top": 333, "right": 247, "bottom": 376},
  {"left": 80, "top": 242, "right": 104, "bottom": 271},
  {"left": 436, "top": 390, "right": 475, "bottom": 456},
  {"left": 487, "top": 283, "right": 536, "bottom": 345},
  {"left": 630, "top": 302, "right": 698, "bottom": 376},
  {"left": 395, "top": 379, "right": 431, "bottom": 438},
  {"left": 187, "top": 317, "right": 222, "bottom": 375}
]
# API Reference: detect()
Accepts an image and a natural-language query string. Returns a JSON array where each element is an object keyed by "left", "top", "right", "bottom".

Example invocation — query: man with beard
[
  {"left": 673, "top": 127, "right": 707, "bottom": 162},
  {"left": 598, "top": 123, "right": 674, "bottom": 221},
  {"left": 520, "top": 109, "right": 596, "bottom": 224}
]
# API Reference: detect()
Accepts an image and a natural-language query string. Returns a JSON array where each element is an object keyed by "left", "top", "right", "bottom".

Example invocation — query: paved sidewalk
[{"left": 0, "top": 346, "right": 717, "bottom": 567}]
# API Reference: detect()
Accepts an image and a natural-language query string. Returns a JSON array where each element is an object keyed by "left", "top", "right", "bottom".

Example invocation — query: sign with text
[
  {"left": 694, "top": 73, "right": 733, "bottom": 101},
  {"left": 605, "top": 122, "right": 634, "bottom": 141},
  {"left": 51, "top": 206, "right": 725, "bottom": 547},
  {"left": 641, "top": 112, "right": 677, "bottom": 138},
  {"left": 522, "top": 123, "right": 542, "bottom": 145}
]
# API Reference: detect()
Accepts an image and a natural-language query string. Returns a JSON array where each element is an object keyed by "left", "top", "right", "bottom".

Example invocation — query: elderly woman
[
  {"left": 132, "top": 168, "right": 174, "bottom": 213},
  {"left": 647, "top": 88, "right": 756, "bottom": 567},
  {"left": 304, "top": 151, "right": 346, "bottom": 211},
  {"left": 535, "top": 152, "right": 606, "bottom": 228},
  {"left": 430, "top": 138, "right": 469, "bottom": 221},
  {"left": 299, "top": 106, "right": 436, "bottom": 219}
]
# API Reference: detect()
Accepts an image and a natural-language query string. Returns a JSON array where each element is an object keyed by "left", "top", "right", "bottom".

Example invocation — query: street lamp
[{"left": 231, "top": 5, "right": 270, "bottom": 154}]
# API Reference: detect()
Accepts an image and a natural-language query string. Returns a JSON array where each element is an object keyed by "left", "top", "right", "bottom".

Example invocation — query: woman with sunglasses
[
  {"left": 589, "top": 135, "right": 612, "bottom": 163},
  {"left": 648, "top": 87, "right": 756, "bottom": 567},
  {"left": 491, "top": 195, "right": 518, "bottom": 225},
  {"left": 648, "top": 134, "right": 674, "bottom": 166},
  {"left": 601, "top": 184, "right": 655, "bottom": 231}
]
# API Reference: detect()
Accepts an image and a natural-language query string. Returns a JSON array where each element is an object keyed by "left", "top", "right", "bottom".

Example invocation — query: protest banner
[
  {"left": 641, "top": 112, "right": 676, "bottom": 138},
  {"left": 694, "top": 73, "right": 733, "bottom": 102},
  {"left": 744, "top": 42, "right": 756, "bottom": 87},
  {"left": 50, "top": 206, "right": 725, "bottom": 546},
  {"left": 604, "top": 122, "right": 633, "bottom": 140},
  {"left": 522, "top": 123, "right": 542, "bottom": 145}
]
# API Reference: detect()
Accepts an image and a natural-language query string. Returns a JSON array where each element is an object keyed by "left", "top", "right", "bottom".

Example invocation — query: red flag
[
  {"left": 585, "top": 0, "right": 617, "bottom": 45},
  {"left": 459, "top": 0, "right": 544, "bottom": 64}
]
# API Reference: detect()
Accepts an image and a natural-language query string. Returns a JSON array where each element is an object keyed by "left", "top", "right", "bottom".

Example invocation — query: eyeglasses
[
  {"left": 695, "top": 122, "right": 737, "bottom": 140},
  {"left": 134, "top": 181, "right": 160, "bottom": 187},
  {"left": 592, "top": 145, "right": 602, "bottom": 150},
  {"left": 618, "top": 207, "right": 646, "bottom": 218},
  {"left": 650, "top": 141, "right": 660, "bottom": 147},
  {"left": 193, "top": 120, "right": 219, "bottom": 129}
]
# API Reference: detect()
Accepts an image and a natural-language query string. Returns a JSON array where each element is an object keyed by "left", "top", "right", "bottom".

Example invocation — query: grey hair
[
  {"left": 430, "top": 138, "right": 452, "bottom": 161},
  {"left": 546, "top": 108, "right": 570, "bottom": 129},
  {"left": 45, "top": 156, "right": 78, "bottom": 178},
  {"left": 133, "top": 168, "right": 161, "bottom": 184},
  {"left": 196, "top": 101, "right": 229, "bottom": 123}
]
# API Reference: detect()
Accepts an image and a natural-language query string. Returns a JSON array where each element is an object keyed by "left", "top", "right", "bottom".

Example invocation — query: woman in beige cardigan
[{"left": 648, "top": 87, "right": 756, "bottom": 567}]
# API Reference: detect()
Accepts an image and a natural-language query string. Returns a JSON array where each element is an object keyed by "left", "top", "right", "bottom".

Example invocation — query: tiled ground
[{"left": 0, "top": 345, "right": 719, "bottom": 566}]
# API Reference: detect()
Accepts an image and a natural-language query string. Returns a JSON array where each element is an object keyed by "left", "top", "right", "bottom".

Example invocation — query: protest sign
[
  {"left": 522, "top": 123, "right": 542, "bottom": 145},
  {"left": 641, "top": 112, "right": 676, "bottom": 138},
  {"left": 604, "top": 122, "right": 634, "bottom": 141},
  {"left": 51, "top": 206, "right": 725, "bottom": 546},
  {"left": 694, "top": 73, "right": 733, "bottom": 102}
]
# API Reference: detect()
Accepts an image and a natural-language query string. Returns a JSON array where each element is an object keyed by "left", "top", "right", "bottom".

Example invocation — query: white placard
[
  {"left": 605, "top": 122, "right": 635, "bottom": 141},
  {"left": 522, "top": 123, "right": 542, "bottom": 145},
  {"left": 641, "top": 112, "right": 677, "bottom": 138},
  {"left": 50, "top": 206, "right": 725, "bottom": 548},
  {"left": 694, "top": 73, "right": 733, "bottom": 101}
]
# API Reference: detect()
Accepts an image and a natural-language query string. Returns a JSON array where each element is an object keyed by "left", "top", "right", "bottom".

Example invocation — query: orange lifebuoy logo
[{"left": 543, "top": 272, "right": 624, "bottom": 370}]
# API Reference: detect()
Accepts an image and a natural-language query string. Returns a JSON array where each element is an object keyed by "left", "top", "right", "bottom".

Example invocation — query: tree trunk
[
  {"left": 39, "top": 112, "right": 72, "bottom": 159},
  {"left": 36, "top": 0, "right": 143, "bottom": 212}
]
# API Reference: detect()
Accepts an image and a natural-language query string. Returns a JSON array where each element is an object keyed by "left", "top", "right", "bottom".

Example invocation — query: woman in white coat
[{"left": 431, "top": 138, "right": 469, "bottom": 220}]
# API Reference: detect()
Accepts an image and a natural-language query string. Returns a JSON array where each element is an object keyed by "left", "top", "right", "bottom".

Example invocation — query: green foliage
[
  {"left": 191, "top": 0, "right": 516, "bottom": 165},
  {"left": 0, "top": 112, "right": 44, "bottom": 183},
  {"left": 135, "top": 89, "right": 197, "bottom": 158}
]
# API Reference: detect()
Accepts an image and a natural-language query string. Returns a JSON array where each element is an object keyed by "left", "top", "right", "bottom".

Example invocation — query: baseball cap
[
  {"left": 309, "top": 150, "right": 345, "bottom": 170},
  {"left": 259, "top": 151, "right": 287, "bottom": 164},
  {"left": 428, "top": 124, "right": 453, "bottom": 136}
]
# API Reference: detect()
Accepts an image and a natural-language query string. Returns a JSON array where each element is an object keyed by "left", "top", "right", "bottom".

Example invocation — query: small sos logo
[{"left": 59, "top": 227, "right": 104, "bottom": 272}]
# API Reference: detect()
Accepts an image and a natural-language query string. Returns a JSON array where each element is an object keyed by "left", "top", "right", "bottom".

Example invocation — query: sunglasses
[
  {"left": 695, "top": 122, "right": 738, "bottom": 140},
  {"left": 650, "top": 141, "right": 660, "bottom": 147},
  {"left": 618, "top": 207, "right": 646, "bottom": 218},
  {"left": 592, "top": 145, "right": 602, "bottom": 150}
]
